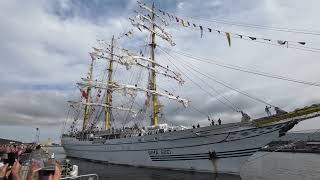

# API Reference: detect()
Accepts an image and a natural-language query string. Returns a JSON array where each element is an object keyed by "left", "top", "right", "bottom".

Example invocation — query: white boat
[{"left": 61, "top": 1, "right": 320, "bottom": 175}]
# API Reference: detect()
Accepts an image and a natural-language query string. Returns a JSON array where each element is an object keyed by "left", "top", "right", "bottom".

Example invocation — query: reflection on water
[
  {"left": 48, "top": 147, "right": 240, "bottom": 180},
  {"left": 72, "top": 158, "right": 240, "bottom": 180},
  {"left": 71, "top": 158, "right": 241, "bottom": 180}
]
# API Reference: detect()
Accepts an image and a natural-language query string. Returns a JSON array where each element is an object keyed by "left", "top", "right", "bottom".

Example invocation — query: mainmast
[
  {"left": 105, "top": 35, "right": 115, "bottom": 130},
  {"left": 71, "top": 1, "right": 189, "bottom": 131},
  {"left": 83, "top": 54, "right": 94, "bottom": 131},
  {"left": 149, "top": 3, "right": 158, "bottom": 126}
]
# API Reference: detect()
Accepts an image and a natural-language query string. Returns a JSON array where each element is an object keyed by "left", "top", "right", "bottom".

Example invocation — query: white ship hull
[{"left": 62, "top": 121, "right": 296, "bottom": 175}]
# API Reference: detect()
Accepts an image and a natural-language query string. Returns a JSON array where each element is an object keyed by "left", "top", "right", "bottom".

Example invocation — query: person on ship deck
[{"left": 265, "top": 105, "right": 272, "bottom": 116}]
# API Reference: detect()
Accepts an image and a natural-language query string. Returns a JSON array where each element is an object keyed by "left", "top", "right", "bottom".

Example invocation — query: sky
[{"left": 0, "top": 0, "right": 320, "bottom": 143}]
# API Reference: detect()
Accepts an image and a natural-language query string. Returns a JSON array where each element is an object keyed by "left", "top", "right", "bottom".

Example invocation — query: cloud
[
  {"left": 0, "top": 0, "right": 320, "bottom": 142},
  {"left": 0, "top": 90, "right": 68, "bottom": 126}
]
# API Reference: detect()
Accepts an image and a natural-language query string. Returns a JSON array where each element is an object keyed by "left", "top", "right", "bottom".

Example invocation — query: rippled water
[{"left": 48, "top": 147, "right": 240, "bottom": 180}]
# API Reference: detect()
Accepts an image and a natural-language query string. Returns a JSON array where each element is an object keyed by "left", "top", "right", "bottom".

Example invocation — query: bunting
[
  {"left": 89, "top": 52, "right": 96, "bottom": 60},
  {"left": 200, "top": 26, "right": 203, "bottom": 38},
  {"left": 124, "top": 31, "right": 133, "bottom": 37},
  {"left": 225, "top": 32, "right": 231, "bottom": 47},
  {"left": 181, "top": 19, "right": 187, "bottom": 27},
  {"left": 157, "top": 9, "right": 307, "bottom": 47},
  {"left": 80, "top": 89, "right": 88, "bottom": 100}
]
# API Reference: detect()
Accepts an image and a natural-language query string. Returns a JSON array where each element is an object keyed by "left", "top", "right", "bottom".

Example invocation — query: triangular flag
[
  {"left": 193, "top": 23, "right": 197, "bottom": 27},
  {"left": 277, "top": 40, "right": 287, "bottom": 45},
  {"left": 298, "top": 42, "right": 306, "bottom": 45},
  {"left": 225, "top": 32, "right": 231, "bottom": 47},
  {"left": 89, "top": 52, "right": 96, "bottom": 60},
  {"left": 181, "top": 19, "right": 187, "bottom": 27},
  {"left": 92, "top": 47, "right": 100, "bottom": 52},
  {"left": 208, "top": 28, "right": 212, "bottom": 32},
  {"left": 175, "top": 17, "right": 179, "bottom": 23},
  {"left": 249, "top": 37, "right": 257, "bottom": 40},
  {"left": 167, "top": 13, "right": 171, "bottom": 20},
  {"left": 81, "top": 89, "right": 88, "bottom": 99}
]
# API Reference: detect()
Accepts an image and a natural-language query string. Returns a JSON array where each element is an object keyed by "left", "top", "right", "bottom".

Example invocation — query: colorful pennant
[{"left": 157, "top": 9, "right": 307, "bottom": 47}]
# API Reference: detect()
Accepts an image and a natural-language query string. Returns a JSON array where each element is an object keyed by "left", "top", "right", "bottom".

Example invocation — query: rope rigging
[
  {"left": 69, "top": 1, "right": 320, "bottom": 131},
  {"left": 158, "top": 46, "right": 241, "bottom": 112},
  {"left": 160, "top": 47, "right": 277, "bottom": 107},
  {"left": 159, "top": 46, "right": 320, "bottom": 88},
  {"left": 154, "top": 8, "right": 320, "bottom": 53},
  {"left": 175, "top": 14, "right": 320, "bottom": 36}
]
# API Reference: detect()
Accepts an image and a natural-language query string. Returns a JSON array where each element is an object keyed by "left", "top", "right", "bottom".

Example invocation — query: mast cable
[
  {"left": 159, "top": 46, "right": 320, "bottom": 88},
  {"left": 159, "top": 46, "right": 240, "bottom": 112},
  {"left": 160, "top": 47, "right": 276, "bottom": 107}
]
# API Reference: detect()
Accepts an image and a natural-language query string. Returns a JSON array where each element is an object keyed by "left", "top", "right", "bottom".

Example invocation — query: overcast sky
[{"left": 0, "top": 0, "right": 320, "bottom": 143}]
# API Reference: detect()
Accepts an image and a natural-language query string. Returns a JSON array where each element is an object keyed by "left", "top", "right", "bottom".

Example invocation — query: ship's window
[{"left": 154, "top": 137, "right": 158, "bottom": 141}]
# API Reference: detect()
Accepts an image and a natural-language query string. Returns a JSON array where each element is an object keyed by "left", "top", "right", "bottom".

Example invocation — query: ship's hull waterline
[{"left": 62, "top": 121, "right": 296, "bottom": 174}]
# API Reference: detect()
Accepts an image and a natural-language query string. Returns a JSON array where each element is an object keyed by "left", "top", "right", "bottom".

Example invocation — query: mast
[
  {"left": 72, "top": 2, "right": 188, "bottom": 130},
  {"left": 83, "top": 54, "right": 94, "bottom": 131},
  {"left": 150, "top": 2, "right": 158, "bottom": 126},
  {"left": 105, "top": 35, "right": 115, "bottom": 130}
]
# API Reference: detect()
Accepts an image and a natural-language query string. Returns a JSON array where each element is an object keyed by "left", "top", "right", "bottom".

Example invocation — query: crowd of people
[
  {"left": 0, "top": 143, "right": 62, "bottom": 180},
  {"left": 0, "top": 144, "right": 36, "bottom": 155},
  {"left": 192, "top": 118, "right": 222, "bottom": 129},
  {"left": 0, "top": 159, "right": 61, "bottom": 180}
]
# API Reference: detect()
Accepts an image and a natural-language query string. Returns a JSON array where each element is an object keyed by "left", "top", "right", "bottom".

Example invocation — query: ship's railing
[
  {"left": 60, "top": 174, "right": 99, "bottom": 180},
  {"left": 253, "top": 104, "right": 320, "bottom": 126}
]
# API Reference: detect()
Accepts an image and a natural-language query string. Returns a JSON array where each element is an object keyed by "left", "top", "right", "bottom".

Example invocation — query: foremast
[{"left": 82, "top": 53, "right": 94, "bottom": 131}]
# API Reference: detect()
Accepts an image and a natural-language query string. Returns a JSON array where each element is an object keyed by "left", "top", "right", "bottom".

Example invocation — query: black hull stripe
[
  {"left": 152, "top": 157, "right": 209, "bottom": 161},
  {"left": 151, "top": 154, "right": 253, "bottom": 161},
  {"left": 62, "top": 121, "right": 289, "bottom": 147},
  {"left": 149, "top": 149, "right": 260, "bottom": 159},
  {"left": 151, "top": 155, "right": 209, "bottom": 159},
  {"left": 149, "top": 147, "right": 261, "bottom": 158}
]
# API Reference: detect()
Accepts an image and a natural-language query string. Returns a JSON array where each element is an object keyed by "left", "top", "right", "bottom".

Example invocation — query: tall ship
[{"left": 61, "top": 2, "right": 320, "bottom": 174}]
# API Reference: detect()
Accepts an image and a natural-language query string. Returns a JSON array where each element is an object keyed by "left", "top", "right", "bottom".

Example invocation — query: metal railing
[{"left": 60, "top": 174, "right": 99, "bottom": 180}]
